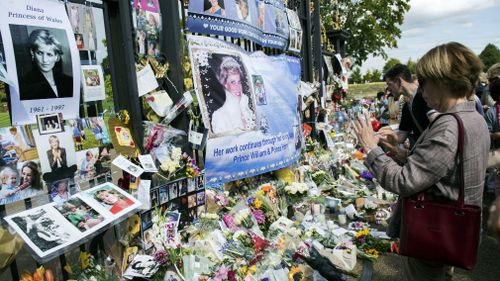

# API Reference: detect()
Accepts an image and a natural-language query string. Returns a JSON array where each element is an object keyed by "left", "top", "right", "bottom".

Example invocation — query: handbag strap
[{"left": 427, "top": 112, "right": 465, "bottom": 208}]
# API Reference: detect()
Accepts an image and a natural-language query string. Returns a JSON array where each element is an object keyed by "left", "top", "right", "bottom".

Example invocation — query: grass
[{"left": 347, "top": 82, "right": 386, "bottom": 99}]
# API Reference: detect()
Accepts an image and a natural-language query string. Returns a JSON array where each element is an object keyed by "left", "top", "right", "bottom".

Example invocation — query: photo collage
[
  {"left": 140, "top": 174, "right": 205, "bottom": 252},
  {"left": 4, "top": 183, "right": 141, "bottom": 259}
]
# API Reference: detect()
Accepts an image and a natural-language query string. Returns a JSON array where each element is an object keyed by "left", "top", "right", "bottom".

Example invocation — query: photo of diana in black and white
[
  {"left": 10, "top": 25, "right": 73, "bottom": 100},
  {"left": 10, "top": 207, "right": 72, "bottom": 253}
]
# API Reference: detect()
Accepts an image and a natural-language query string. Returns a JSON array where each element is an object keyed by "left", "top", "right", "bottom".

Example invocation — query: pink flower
[
  {"left": 223, "top": 213, "right": 236, "bottom": 229},
  {"left": 251, "top": 209, "right": 266, "bottom": 224},
  {"left": 213, "top": 265, "right": 229, "bottom": 281}
]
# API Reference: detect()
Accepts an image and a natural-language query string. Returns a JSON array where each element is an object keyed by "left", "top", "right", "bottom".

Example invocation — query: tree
[
  {"left": 350, "top": 67, "right": 362, "bottom": 84},
  {"left": 371, "top": 69, "right": 383, "bottom": 82},
  {"left": 320, "top": 0, "right": 411, "bottom": 65},
  {"left": 363, "top": 70, "right": 373, "bottom": 83},
  {"left": 382, "top": 58, "right": 402, "bottom": 75},
  {"left": 406, "top": 58, "right": 416, "bottom": 75},
  {"left": 479, "top": 43, "right": 500, "bottom": 71}
]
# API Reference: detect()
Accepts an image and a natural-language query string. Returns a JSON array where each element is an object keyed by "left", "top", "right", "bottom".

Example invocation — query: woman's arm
[{"left": 365, "top": 116, "right": 458, "bottom": 197}]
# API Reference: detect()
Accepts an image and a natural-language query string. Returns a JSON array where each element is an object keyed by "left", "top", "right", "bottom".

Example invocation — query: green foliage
[
  {"left": 320, "top": 0, "right": 411, "bottom": 65},
  {"left": 363, "top": 70, "right": 373, "bottom": 83},
  {"left": 382, "top": 58, "right": 402, "bottom": 75},
  {"left": 350, "top": 67, "right": 362, "bottom": 84},
  {"left": 479, "top": 43, "right": 500, "bottom": 71},
  {"left": 406, "top": 58, "right": 416, "bottom": 74},
  {"left": 371, "top": 69, "right": 382, "bottom": 82},
  {"left": 347, "top": 82, "right": 386, "bottom": 99}
]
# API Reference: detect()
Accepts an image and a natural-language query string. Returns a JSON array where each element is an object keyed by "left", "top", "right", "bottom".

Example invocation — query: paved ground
[{"left": 367, "top": 192, "right": 500, "bottom": 281}]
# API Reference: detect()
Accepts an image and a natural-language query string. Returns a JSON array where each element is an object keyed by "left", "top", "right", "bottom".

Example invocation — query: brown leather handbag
[{"left": 399, "top": 113, "right": 481, "bottom": 270}]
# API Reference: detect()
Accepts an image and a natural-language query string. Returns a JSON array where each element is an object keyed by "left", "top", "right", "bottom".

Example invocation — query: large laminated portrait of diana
[
  {"left": 10, "top": 25, "right": 73, "bottom": 101},
  {"left": 191, "top": 49, "right": 257, "bottom": 138}
]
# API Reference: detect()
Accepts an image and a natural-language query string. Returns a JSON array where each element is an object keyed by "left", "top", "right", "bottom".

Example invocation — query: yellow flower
[
  {"left": 355, "top": 228, "right": 370, "bottom": 238},
  {"left": 253, "top": 198, "right": 263, "bottom": 209},
  {"left": 288, "top": 266, "right": 303, "bottom": 281},
  {"left": 241, "top": 265, "right": 248, "bottom": 274},
  {"left": 64, "top": 264, "right": 73, "bottom": 274},
  {"left": 256, "top": 190, "right": 265, "bottom": 196},
  {"left": 366, "top": 248, "right": 379, "bottom": 257},
  {"left": 80, "top": 251, "right": 91, "bottom": 270},
  {"left": 247, "top": 265, "right": 257, "bottom": 275},
  {"left": 184, "top": 78, "right": 193, "bottom": 90}
]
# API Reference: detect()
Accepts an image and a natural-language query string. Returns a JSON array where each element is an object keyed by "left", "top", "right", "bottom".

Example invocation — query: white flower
[
  {"left": 89, "top": 276, "right": 97, "bottom": 281},
  {"left": 171, "top": 147, "right": 182, "bottom": 161},
  {"left": 233, "top": 230, "right": 246, "bottom": 240}
]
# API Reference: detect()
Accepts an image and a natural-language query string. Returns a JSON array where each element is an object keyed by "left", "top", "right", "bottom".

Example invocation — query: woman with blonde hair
[{"left": 353, "top": 42, "right": 489, "bottom": 280}]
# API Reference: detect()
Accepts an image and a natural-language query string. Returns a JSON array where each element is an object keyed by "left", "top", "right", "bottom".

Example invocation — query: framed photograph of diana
[
  {"left": 190, "top": 49, "right": 258, "bottom": 138},
  {"left": 0, "top": 0, "right": 81, "bottom": 125}
]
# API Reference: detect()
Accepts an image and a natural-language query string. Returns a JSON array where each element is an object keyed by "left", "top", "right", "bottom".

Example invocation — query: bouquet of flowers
[
  {"left": 353, "top": 229, "right": 390, "bottom": 260},
  {"left": 233, "top": 208, "right": 254, "bottom": 229},
  {"left": 20, "top": 266, "right": 55, "bottom": 281},
  {"left": 64, "top": 252, "right": 116, "bottom": 281},
  {"left": 199, "top": 212, "right": 220, "bottom": 232},
  {"left": 282, "top": 182, "right": 309, "bottom": 205},
  {"left": 363, "top": 200, "right": 378, "bottom": 215}
]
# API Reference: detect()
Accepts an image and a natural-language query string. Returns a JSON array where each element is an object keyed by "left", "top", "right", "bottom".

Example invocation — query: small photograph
[
  {"left": 179, "top": 179, "right": 188, "bottom": 196},
  {"left": 37, "top": 113, "right": 64, "bottom": 135},
  {"left": 76, "top": 148, "right": 99, "bottom": 181},
  {"left": 115, "top": 127, "right": 135, "bottom": 147},
  {"left": 295, "top": 31, "right": 302, "bottom": 51},
  {"left": 123, "top": 254, "right": 159, "bottom": 279},
  {"left": 150, "top": 188, "right": 159, "bottom": 208},
  {"left": 83, "top": 68, "right": 101, "bottom": 87},
  {"left": 75, "top": 33, "right": 84, "bottom": 49},
  {"left": 188, "top": 194, "right": 196, "bottom": 208},
  {"left": 274, "top": 7, "right": 287, "bottom": 36},
  {"left": 141, "top": 210, "right": 153, "bottom": 230},
  {"left": 196, "top": 191, "right": 206, "bottom": 206},
  {"left": 197, "top": 175, "right": 204, "bottom": 190},
  {"left": 168, "top": 182, "right": 178, "bottom": 200},
  {"left": 0, "top": 161, "right": 45, "bottom": 205},
  {"left": 33, "top": 128, "right": 77, "bottom": 174},
  {"left": 288, "top": 29, "right": 297, "bottom": 51},
  {"left": 188, "top": 208, "right": 196, "bottom": 221},
  {"left": 69, "top": 118, "right": 111, "bottom": 151},
  {"left": 54, "top": 197, "right": 105, "bottom": 232},
  {"left": 0, "top": 126, "right": 37, "bottom": 166},
  {"left": 49, "top": 178, "right": 79, "bottom": 204},
  {"left": 122, "top": 246, "right": 138, "bottom": 274},
  {"left": 168, "top": 199, "right": 179, "bottom": 211},
  {"left": 252, "top": 75, "right": 267, "bottom": 105},
  {"left": 7, "top": 207, "right": 74, "bottom": 254},
  {"left": 159, "top": 186, "right": 168, "bottom": 204},
  {"left": 180, "top": 195, "right": 188, "bottom": 209},
  {"left": 85, "top": 183, "right": 138, "bottom": 215},
  {"left": 142, "top": 228, "right": 154, "bottom": 250},
  {"left": 187, "top": 178, "right": 196, "bottom": 193}
]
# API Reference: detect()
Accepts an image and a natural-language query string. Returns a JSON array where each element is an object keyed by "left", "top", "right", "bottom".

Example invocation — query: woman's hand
[{"left": 352, "top": 112, "right": 380, "bottom": 152}]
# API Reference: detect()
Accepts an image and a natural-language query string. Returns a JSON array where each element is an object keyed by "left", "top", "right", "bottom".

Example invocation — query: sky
[{"left": 359, "top": 0, "right": 500, "bottom": 74}]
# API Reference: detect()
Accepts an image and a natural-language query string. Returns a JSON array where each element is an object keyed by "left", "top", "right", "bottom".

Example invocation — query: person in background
[
  {"left": 481, "top": 63, "right": 500, "bottom": 112},
  {"left": 484, "top": 79, "right": 500, "bottom": 196},
  {"left": 353, "top": 42, "right": 489, "bottom": 281},
  {"left": 20, "top": 29, "right": 73, "bottom": 100},
  {"left": 377, "top": 64, "right": 435, "bottom": 162},
  {"left": 80, "top": 150, "right": 95, "bottom": 179},
  {"left": 235, "top": 0, "right": 251, "bottom": 22}
]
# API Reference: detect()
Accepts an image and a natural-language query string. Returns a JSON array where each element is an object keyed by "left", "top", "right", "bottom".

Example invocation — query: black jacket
[{"left": 20, "top": 68, "right": 73, "bottom": 100}]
